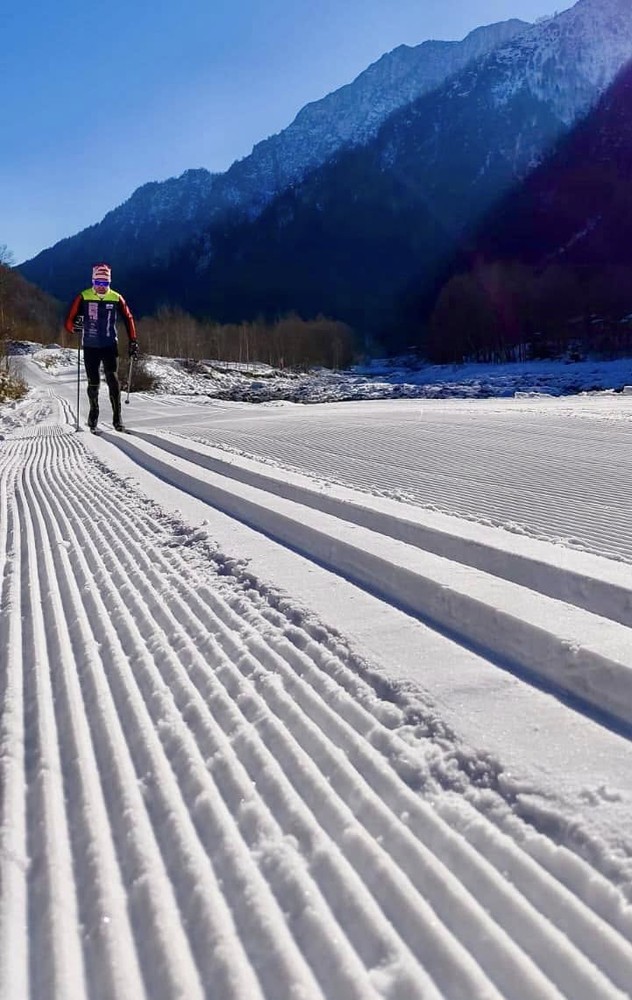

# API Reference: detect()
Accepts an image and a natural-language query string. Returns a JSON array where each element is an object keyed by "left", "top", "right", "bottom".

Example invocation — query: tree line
[
  {"left": 425, "top": 261, "right": 632, "bottom": 363},
  {"left": 6, "top": 240, "right": 632, "bottom": 372},
  {"left": 1, "top": 244, "right": 357, "bottom": 371},
  {"left": 0, "top": 246, "right": 61, "bottom": 349},
  {"left": 0, "top": 246, "right": 61, "bottom": 400},
  {"left": 136, "top": 307, "right": 356, "bottom": 369}
]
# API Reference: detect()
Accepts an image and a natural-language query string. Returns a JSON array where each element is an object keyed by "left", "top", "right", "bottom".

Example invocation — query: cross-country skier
[{"left": 64, "top": 263, "right": 138, "bottom": 431}]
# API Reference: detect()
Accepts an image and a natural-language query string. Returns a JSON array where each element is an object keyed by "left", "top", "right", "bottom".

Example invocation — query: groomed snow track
[
  {"left": 2, "top": 407, "right": 632, "bottom": 999},
  {"left": 114, "top": 429, "right": 632, "bottom": 732}
]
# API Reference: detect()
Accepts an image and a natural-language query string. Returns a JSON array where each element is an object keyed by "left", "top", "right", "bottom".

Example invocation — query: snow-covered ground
[
  {"left": 18, "top": 342, "right": 632, "bottom": 402},
  {"left": 143, "top": 352, "right": 632, "bottom": 402},
  {"left": 2, "top": 347, "right": 632, "bottom": 999}
]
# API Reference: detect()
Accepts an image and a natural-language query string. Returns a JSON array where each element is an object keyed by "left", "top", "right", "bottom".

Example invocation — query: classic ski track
[
  {"left": 128, "top": 429, "right": 632, "bottom": 630},
  {"left": 187, "top": 412, "right": 632, "bottom": 563},
  {"left": 103, "top": 427, "right": 632, "bottom": 733},
  {"left": 2, "top": 423, "right": 632, "bottom": 999},
  {"left": 0, "top": 443, "right": 28, "bottom": 1000}
]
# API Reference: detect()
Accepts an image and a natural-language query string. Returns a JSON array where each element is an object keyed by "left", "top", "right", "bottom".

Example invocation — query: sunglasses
[{"left": 93, "top": 279, "right": 110, "bottom": 287}]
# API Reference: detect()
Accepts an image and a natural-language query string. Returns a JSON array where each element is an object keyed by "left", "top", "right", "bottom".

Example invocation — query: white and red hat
[{"left": 92, "top": 263, "right": 111, "bottom": 284}]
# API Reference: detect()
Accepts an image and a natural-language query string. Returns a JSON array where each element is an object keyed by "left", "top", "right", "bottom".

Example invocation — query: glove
[
  {"left": 72, "top": 317, "right": 84, "bottom": 335},
  {"left": 128, "top": 340, "right": 138, "bottom": 358}
]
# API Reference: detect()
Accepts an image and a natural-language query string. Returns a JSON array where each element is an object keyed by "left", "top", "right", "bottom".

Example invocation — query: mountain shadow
[
  {"left": 126, "top": 71, "right": 564, "bottom": 352},
  {"left": 416, "top": 56, "right": 632, "bottom": 361}
]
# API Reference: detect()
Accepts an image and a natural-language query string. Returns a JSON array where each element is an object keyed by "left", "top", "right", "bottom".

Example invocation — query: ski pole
[
  {"left": 74, "top": 317, "right": 83, "bottom": 431},
  {"left": 76, "top": 343, "right": 80, "bottom": 431},
  {"left": 125, "top": 356, "right": 134, "bottom": 404}
]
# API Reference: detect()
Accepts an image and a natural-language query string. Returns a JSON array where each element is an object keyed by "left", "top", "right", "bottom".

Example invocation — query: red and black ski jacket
[{"left": 65, "top": 288, "right": 137, "bottom": 350}]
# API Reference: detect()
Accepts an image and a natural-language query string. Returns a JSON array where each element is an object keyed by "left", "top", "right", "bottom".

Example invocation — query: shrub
[
  {"left": 119, "top": 352, "right": 159, "bottom": 394},
  {"left": 0, "top": 367, "right": 28, "bottom": 403}
]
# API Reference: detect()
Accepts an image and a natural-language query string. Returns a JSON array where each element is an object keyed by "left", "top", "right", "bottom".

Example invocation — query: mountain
[
  {"left": 19, "top": 19, "right": 528, "bottom": 302},
  {"left": 457, "top": 59, "right": 632, "bottom": 269},
  {"left": 139, "top": 0, "right": 632, "bottom": 350},
  {"left": 419, "top": 56, "right": 632, "bottom": 362},
  {"left": 230, "top": 18, "right": 529, "bottom": 204}
]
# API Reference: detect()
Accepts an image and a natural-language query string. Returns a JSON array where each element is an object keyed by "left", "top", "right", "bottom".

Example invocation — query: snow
[
  {"left": 143, "top": 353, "right": 632, "bottom": 403},
  {"left": 2, "top": 348, "right": 632, "bottom": 999},
  {"left": 22, "top": 342, "right": 632, "bottom": 402},
  {"left": 487, "top": 0, "right": 632, "bottom": 125}
]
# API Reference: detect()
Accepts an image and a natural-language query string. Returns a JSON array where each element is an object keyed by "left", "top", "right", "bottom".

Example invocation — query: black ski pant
[{"left": 83, "top": 345, "right": 121, "bottom": 422}]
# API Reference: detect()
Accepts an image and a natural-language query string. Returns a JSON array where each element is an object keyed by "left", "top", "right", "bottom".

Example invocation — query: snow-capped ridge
[
  {"left": 18, "top": 16, "right": 529, "bottom": 296},
  {"left": 483, "top": 0, "right": 632, "bottom": 123},
  {"left": 243, "top": 18, "right": 530, "bottom": 181}
]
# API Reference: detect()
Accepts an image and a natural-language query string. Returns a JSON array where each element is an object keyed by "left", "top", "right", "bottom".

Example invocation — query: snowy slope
[
  {"left": 486, "top": 0, "right": 632, "bottom": 125},
  {"left": 2, "top": 358, "right": 632, "bottom": 999},
  {"left": 225, "top": 19, "right": 528, "bottom": 208}
]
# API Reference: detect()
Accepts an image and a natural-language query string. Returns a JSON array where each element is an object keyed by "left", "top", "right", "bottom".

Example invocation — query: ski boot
[
  {"left": 110, "top": 385, "right": 125, "bottom": 431},
  {"left": 111, "top": 404, "right": 125, "bottom": 432},
  {"left": 87, "top": 385, "right": 99, "bottom": 432}
]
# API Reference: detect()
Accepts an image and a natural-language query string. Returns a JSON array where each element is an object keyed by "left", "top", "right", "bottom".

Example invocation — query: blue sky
[{"left": 2, "top": 0, "right": 572, "bottom": 263}]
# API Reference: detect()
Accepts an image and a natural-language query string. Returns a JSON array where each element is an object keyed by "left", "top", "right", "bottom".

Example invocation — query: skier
[{"left": 64, "top": 263, "right": 138, "bottom": 431}]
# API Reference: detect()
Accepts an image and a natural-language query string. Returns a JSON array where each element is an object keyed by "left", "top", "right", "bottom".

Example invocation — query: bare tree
[
  {"left": 0, "top": 244, "right": 15, "bottom": 267},
  {"left": 0, "top": 245, "right": 16, "bottom": 370},
  {"left": 136, "top": 309, "right": 356, "bottom": 369}
]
